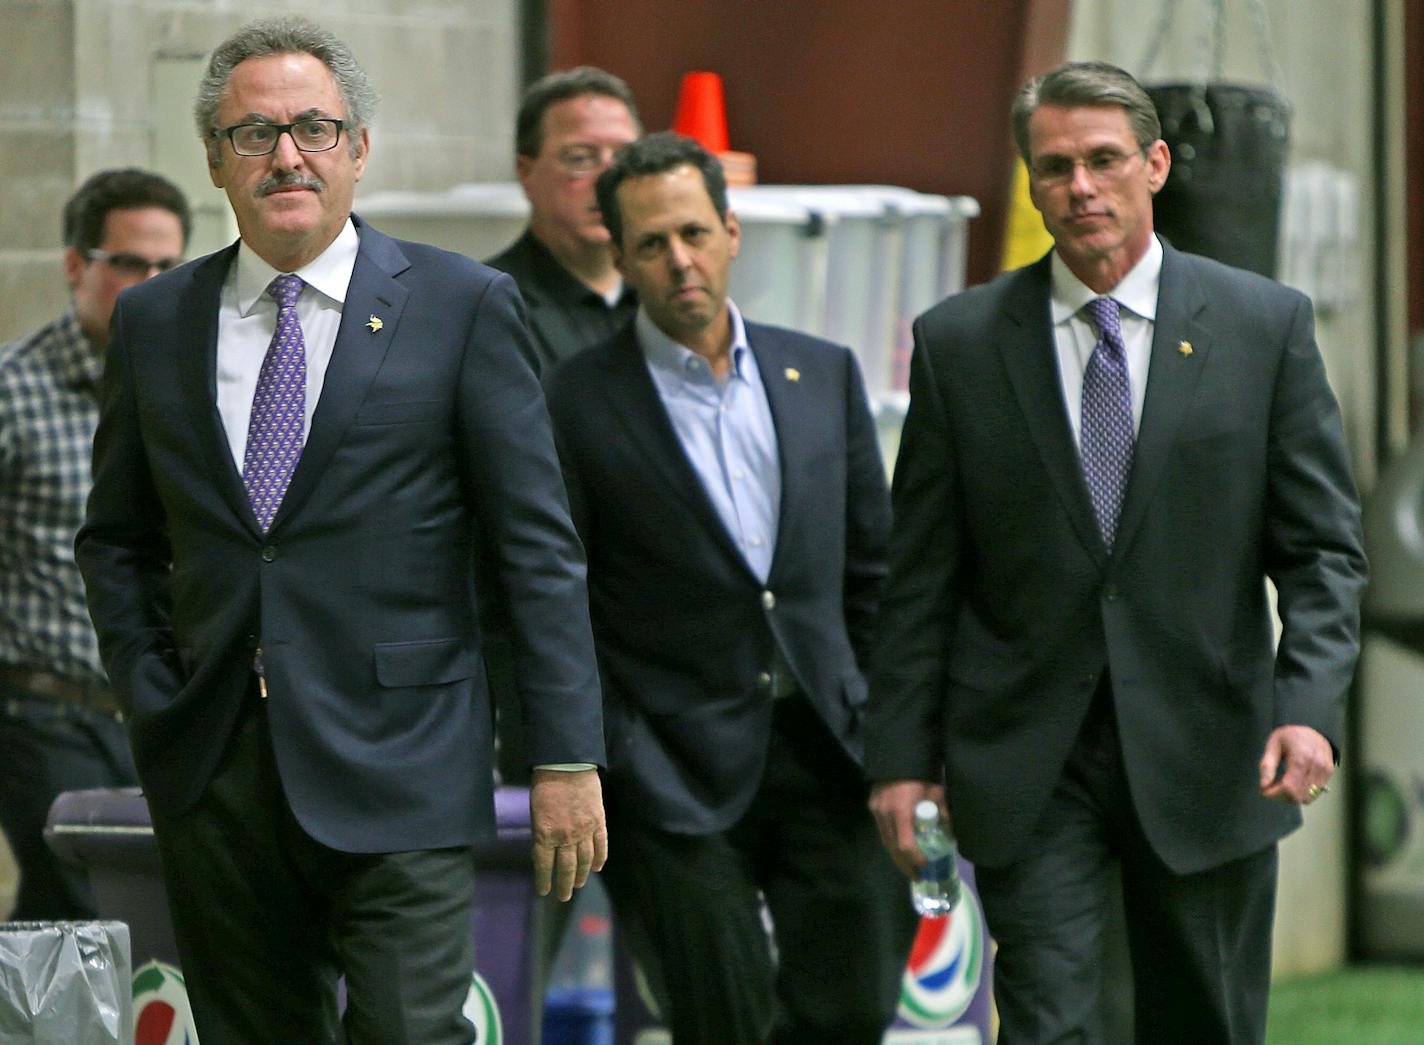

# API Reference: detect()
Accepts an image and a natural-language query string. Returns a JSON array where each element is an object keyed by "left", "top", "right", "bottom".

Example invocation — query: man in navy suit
[
  {"left": 544, "top": 132, "right": 915, "bottom": 1045},
  {"left": 75, "top": 17, "right": 605, "bottom": 1044},
  {"left": 867, "top": 62, "right": 1367, "bottom": 1042}
]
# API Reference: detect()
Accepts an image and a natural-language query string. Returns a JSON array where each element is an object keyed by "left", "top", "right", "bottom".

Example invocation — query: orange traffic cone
[
  {"left": 671, "top": 71, "right": 756, "bottom": 186},
  {"left": 673, "top": 71, "right": 731, "bottom": 152}
]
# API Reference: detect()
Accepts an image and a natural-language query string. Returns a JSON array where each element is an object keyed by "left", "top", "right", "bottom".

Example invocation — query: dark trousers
[
  {"left": 149, "top": 695, "right": 478, "bottom": 1045},
  {"left": 603, "top": 695, "right": 917, "bottom": 1045},
  {"left": 0, "top": 689, "right": 137, "bottom": 919},
  {"left": 975, "top": 685, "right": 1277, "bottom": 1045}
]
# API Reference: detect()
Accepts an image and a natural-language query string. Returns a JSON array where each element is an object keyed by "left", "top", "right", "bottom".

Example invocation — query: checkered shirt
[{"left": 0, "top": 308, "right": 107, "bottom": 682}]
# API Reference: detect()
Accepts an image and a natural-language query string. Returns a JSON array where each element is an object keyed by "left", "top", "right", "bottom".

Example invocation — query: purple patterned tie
[
  {"left": 1080, "top": 297, "right": 1135, "bottom": 549},
  {"left": 243, "top": 274, "right": 307, "bottom": 533}
]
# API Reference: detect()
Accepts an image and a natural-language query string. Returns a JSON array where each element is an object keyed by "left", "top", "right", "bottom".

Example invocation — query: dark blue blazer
[
  {"left": 544, "top": 319, "right": 890, "bottom": 834},
  {"left": 76, "top": 216, "right": 604, "bottom": 853},
  {"left": 867, "top": 243, "right": 1367, "bottom": 874}
]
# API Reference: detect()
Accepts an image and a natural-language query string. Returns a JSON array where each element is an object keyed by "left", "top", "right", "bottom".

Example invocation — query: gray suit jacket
[{"left": 867, "top": 242, "right": 1367, "bottom": 874}]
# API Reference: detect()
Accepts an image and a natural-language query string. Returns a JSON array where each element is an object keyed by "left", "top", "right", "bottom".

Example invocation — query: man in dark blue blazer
[
  {"left": 75, "top": 18, "right": 605, "bottom": 1045},
  {"left": 868, "top": 62, "right": 1367, "bottom": 1043},
  {"left": 544, "top": 133, "right": 914, "bottom": 1045}
]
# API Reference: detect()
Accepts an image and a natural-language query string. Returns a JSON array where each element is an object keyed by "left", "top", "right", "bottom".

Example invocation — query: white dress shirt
[
  {"left": 215, "top": 219, "right": 359, "bottom": 467},
  {"left": 1049, "top": 234, "right": 1163, "bottom": 446}
]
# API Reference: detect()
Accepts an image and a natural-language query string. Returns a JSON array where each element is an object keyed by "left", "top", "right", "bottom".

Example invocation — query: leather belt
[{"left": 0, "top": 665, "right": 120, "bottom": 715}]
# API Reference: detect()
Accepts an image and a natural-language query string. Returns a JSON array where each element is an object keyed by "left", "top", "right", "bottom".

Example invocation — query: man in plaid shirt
[{"left": 0, "top": 168, "right": 189, "bottom": 919}]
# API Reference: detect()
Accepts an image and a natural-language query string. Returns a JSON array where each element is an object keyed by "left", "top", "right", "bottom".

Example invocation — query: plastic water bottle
[{"left": 911, "top": 799, "right": 960, "bottom": 917}]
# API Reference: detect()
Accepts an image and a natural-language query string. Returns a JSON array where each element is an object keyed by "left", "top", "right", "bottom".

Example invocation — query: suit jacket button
[
  {"left": 761, "top": 590, "right": 776, "bottom": 611},
  {"left": 1103, "top": 584, "right": 1118, "bottom": 601},
  {"left": 262, "top": 545, "right": 277, "bottom": 562},
  {"left": 756, "top": 671, "right": 774, "bottom": 694}
]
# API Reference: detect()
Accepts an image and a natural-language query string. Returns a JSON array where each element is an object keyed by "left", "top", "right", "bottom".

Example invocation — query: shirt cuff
[{"left": 532, "top": 762, "right": 597, "bottom": 772}]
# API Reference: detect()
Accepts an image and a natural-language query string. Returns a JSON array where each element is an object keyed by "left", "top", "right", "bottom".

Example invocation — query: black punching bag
[{"left": 1146, "top": 83, "right": 1291, "bottom": 279}]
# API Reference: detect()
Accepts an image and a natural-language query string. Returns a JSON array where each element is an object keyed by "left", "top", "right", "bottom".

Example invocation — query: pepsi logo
[
  {"left": 461, "top": 971, "right": 503, "bottom": 1044},
  {"left": 897, "top": 888, "right": 986, "bottom": 1029},
  {"left": 132, "top": 960, "right": 199, "bottom": 1045}
]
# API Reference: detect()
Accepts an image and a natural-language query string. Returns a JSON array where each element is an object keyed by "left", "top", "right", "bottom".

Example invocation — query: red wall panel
[{"left": 549, "top": 1, "right": 1068, "bottom": 286}]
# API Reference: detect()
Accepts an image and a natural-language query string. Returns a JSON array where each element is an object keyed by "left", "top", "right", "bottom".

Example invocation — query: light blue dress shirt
[{"left": 637, "top": 301, "right": 782, "bottom": 582}]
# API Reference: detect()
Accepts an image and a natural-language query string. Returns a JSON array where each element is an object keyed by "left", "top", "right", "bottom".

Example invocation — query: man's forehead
[
  {"left": 543, "top": 94, "right": 634, "bottom": 136},
  {"left": 220, "top": 54, "right": 344, "bottom": 112},
  {"left": 1029, "top": 105, "right": 1135, "bottom": 148}
]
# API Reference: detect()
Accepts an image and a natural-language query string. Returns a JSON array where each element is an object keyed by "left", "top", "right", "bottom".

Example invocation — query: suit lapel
[
  {"left": 601, "top": 328, "right": 754, "bottom": 571},
  {"left": 999, "top": 258, "right": 1108, "bottom": 565},
  {"left": 1111, "top": 245, "right": 1211, "bottom": 557},
  {"left": 268, "top": 220, "right": 411, "bottom": 532},
  {"left": 749, "top": 325, "right": 806, "bottom": 581},
  {"left": 175, "top": 244, "right": 264, "bottom": 536}
]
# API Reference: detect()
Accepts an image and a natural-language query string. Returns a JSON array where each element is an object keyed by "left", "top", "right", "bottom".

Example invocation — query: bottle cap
[{"left": 914, "top": 799, "right": 940, "bottom": 822}]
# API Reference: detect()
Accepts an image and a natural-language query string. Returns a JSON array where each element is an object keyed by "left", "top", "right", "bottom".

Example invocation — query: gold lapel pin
[
  {"left": 784, "top": 367, "right": 800, "bottom": 382},
  {"left": 1178, "top": 340, "right": 1193, "bottom": 356},
  {"left": 367, "top": 315, "right": 383, "bottom": 333}
]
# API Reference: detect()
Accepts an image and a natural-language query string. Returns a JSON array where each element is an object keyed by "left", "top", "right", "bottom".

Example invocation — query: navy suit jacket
[
  {"left": 544, "top": 319, "right": 890, "bottom": 834},
  {"left": 867, "top": 243, "right": 1367, "bottom": 874},
  {"left": 76, "top": 216, "right": 604, "bottom": 853}
]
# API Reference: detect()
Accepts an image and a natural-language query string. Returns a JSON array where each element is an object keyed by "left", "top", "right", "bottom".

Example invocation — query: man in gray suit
[{"left": 867, "top": 62, "right": 1366, "bottom": 1043}]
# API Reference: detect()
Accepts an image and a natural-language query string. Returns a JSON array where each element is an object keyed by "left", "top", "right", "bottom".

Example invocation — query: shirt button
[
  {"left": 750, "top": 536, "right": 763, "bottom": 547},
  {"left": 761, "top": 590, "right": 776, "bottom": 611},
  {"left": 1104, "top": 584, "right": 1118, "bottom": 601},
  {"left": 262, "top": 545, "right": 277, "bottom": 562},
  {"left": 756, "top": 671, "right": 774, "bottom": 694},
  {"left": 734, "top": 470, "right": 745, "bottom": 481}
]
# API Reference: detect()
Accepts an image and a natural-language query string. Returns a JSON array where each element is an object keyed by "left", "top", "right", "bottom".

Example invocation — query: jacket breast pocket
[
  {"left": 373, "top": 637, "right": 476, "bottom": 688},
  {"left": 355, "top": 400, "right": 444, "bottom": 426}
]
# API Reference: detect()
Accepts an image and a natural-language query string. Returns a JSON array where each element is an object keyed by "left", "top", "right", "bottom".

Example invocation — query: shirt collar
[
  {"left": 52, "top": 306, "right": 103, "bottom": 390},
  {"left": 523, "top": 229, "right": 631, "bottom": 309},
  {"left": 1049, "top": 233, "right": 1163, "bottom": 324},
  {"left": 233, "top": 218, "right": 360, "bottom": 316},
  {"left": 636, "top": 299, "right": 752, "bottom": 381}
]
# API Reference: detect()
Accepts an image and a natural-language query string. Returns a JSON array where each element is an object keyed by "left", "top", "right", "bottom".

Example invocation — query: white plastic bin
[
  {"left": 355, "top": 182, "right": 531, "bottom": 262},
  {"left": 726, "top": 189, "right": 828, "bottom": 337}
]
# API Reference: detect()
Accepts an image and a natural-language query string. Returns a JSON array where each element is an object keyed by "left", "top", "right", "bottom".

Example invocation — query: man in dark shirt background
[
  {"left": 485, "top": 66, "right": 642, "bottom": 790},
  {"left": 487, "top": 66, "right": 642, "bottom": 378}
]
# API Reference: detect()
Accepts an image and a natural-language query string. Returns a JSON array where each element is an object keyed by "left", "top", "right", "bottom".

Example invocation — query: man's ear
[
  {"left": 352, "top": 125, "right": 371, "bottom": 181},
  {"left": 62, "top": 246, "right": 86, "bottom": 290}
]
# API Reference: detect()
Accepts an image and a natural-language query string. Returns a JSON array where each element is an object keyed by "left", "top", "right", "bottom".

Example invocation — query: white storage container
[
  {"left": 355, "top": 182, "right": 531, "bottom": 262},
  {"left": 726, "top": 189, "right": 829, "bottom": 337}
]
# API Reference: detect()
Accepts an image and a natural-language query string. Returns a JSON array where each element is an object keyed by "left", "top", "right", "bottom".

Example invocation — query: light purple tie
[
  {"left": 243, "top": 274, "right": 307, "bottom": 533},
  {"left": 1080, "top": 297, "right": 1135, "bottom": 549}
]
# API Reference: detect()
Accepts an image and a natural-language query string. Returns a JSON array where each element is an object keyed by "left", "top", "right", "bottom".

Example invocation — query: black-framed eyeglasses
[
  {"left": 216, "top": 119, "right": 345, "bottom": 157},
  {"left": 82, "top": 249, "right": 182, "bottom": 277}
]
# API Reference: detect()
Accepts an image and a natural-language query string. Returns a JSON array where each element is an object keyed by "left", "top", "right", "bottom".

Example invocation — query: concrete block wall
[{"left": 0, "top": 0, "right": 520, "bottom": 344}]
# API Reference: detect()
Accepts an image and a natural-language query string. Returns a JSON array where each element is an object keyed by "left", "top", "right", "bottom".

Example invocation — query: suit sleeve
[
  {"left": 1263, "top": 294, "right": 1368, "bottom": 751},
  {"left": 455, "top": 271, "right": 605, "bottom": 767},
  {"left": 74, "top": 300, "right": 183, "bottom": 714},
  {"left": 865, "top": 317, "right": 959, "bottom": 782},
  {"left": 841, "top": 347, "right": 892, "bottom": 674}
]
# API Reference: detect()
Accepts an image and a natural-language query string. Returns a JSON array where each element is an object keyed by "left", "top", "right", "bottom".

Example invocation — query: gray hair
[
  {"left": 195, "top": 16, "right": 378, "bottom": 162},
  {"left": 1011, "top": 60, "right": 1161, "bottom": 162}
]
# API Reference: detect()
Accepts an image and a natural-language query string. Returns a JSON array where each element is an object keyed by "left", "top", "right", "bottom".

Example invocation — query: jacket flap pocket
[{"left": 374, "top": 638, "right": 475, "bottom": 688}]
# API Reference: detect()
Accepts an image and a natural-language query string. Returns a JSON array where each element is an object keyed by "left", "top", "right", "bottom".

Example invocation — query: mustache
[{"left": 255, "top": 172, "right": 325, "bottom": 196}]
